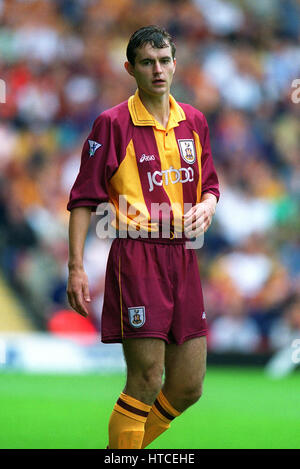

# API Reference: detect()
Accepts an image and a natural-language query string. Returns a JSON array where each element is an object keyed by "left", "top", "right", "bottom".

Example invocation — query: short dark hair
[{"left": 126, "top": 25, "right": 176, "bottom": 66}]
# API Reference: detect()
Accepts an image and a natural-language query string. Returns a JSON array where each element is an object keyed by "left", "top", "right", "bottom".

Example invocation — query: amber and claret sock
[
  {"left": 108, "top": 392, "right": 151, "bottom": 449},
  {"left": 108, "top": 390, "right": 181, "bottom": 449},
  {"left": 142, "top": 390, "right": 181, "bottom": 448}
]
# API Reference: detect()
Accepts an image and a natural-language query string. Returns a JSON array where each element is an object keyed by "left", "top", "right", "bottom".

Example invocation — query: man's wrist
[
  {"left": 68, "top": 261, "right": 84, "bottom": 272},
  {"left": 200, "top": 195, "right": 217, "bottom": 215}
]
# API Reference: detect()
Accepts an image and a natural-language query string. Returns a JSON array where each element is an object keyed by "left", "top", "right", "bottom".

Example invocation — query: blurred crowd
[{"left": 0, "top": 0, "right": 299, "bottom": 353}]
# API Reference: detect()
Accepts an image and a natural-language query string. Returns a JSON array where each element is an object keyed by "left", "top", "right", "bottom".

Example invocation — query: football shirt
[{"left": 67, "top": 90, "right": 219, "bottom": 236}]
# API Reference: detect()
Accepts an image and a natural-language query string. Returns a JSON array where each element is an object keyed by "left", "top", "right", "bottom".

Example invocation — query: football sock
[
  {"left": 142, "top": 390, "right": 181, "bottom": 448},
  {"left": 108, "top": 392, "right": 151, "bottom": 449}
]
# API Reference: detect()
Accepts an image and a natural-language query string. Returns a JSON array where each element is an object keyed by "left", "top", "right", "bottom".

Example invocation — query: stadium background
[{"left": 0, "top": 0, "right": 299, "bottom": 449}]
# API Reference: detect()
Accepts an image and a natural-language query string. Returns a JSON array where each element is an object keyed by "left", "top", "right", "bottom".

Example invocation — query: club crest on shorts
[
  {"left": 128, "top": 306, "right": 146, "bottom": 328},
  {"left": 178, "top": 139, "right": 196, "bottom": 164}
]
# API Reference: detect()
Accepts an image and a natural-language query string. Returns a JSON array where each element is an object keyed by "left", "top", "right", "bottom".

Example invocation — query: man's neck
[{"left": 138, "top": 90, "right": 170, "bottom": 129}]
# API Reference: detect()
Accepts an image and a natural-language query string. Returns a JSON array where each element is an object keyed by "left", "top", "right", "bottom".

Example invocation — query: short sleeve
[
  {"left": 67, "top": 113, "right": 119, "bottom": 211},
  {"left": 200, "top": 115, "right": 220, "bottom": 202}
]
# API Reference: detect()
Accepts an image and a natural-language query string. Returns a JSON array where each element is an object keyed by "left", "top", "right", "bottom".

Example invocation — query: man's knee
[
  {"left": 183, "top": 382, "right": 204, "bottom": 406},
  {"left": 126, "top": 362, "right": 164, "bottom": 404},
  {"left": 141, "top": 365, "right": 164, "bottom": 395},
  {"left": 164, "top": 379, "right": 204, "bottom": 412},
  {"left": 123, "top": 338, "right": 165, "bottom": 403}
]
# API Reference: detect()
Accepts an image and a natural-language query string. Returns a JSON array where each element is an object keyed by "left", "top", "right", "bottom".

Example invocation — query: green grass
[{"left": 0, "top": 367, "right": 299, "bottom": 449}]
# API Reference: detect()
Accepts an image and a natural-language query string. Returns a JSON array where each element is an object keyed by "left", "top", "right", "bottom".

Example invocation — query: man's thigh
[
  {"left": 122, "top": 338, "right": 165, "bottom": 404},
  {"left": 163, "top": 336, "right": 207, "bottom": 398}
]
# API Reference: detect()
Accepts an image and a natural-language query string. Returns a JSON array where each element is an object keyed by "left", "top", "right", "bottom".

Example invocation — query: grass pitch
[{"left": 0, "top": 367, "right": 299, "bottom": 449}]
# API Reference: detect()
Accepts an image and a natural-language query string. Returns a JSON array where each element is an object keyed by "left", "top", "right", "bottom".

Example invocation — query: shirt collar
[{"left": 128, "top": 89, "right": 186, "bottom": 130}]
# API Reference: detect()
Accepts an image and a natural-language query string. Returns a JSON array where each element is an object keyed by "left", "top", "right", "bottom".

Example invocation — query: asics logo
[
  {"left": 140, "top": 154, "right": 155, "bottom": 163},
  {"left": 147, "top": 166, "right": 194, "bottom": 192}
]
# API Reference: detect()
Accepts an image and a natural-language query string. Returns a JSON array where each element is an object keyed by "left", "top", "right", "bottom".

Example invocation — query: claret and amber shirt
[{"left": 67, "top": 90, "right": 219, "bottom": 236}]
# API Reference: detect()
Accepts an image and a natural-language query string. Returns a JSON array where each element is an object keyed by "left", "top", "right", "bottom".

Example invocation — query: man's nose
[{"left": 153, "top": 60, "right": 162, "bottom": 74}]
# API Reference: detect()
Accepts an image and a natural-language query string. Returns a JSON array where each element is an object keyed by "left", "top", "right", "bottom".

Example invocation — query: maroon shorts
[{"left": 101, "top": 237, "right": 207, "bottom": 345}]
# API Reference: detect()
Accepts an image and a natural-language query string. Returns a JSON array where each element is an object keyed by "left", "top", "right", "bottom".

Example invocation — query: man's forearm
[
  {"left": 200, "top": 192, "right": 217, "bottom": 214},
  {"left": 68, "top": 207, "right": 92, "bottom": 270}
]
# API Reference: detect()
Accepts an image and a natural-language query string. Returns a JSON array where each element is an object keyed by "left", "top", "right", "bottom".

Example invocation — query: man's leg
[
  {"left": 163, "top": 336, "right": 207, "bottom": 411},
  {"left": 142, "top": 336, "right": 207, "bottom": 448},
  {"left": 108, "top": 338, "right": 165, "bottom": 449}
]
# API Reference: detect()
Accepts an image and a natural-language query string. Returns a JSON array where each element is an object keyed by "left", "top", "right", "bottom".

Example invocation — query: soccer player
[{"left": 67, "top": 25, "right": 219, "bottom": 449}]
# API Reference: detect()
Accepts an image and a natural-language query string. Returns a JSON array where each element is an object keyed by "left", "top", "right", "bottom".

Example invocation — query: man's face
[{"left": 125, "top": 42, "right": 176, "bottom": 97}]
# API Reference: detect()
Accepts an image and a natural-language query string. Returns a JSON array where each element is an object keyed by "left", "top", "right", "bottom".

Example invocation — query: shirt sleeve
[
  {"left": 67, "top": 113, "right": 119, "bottom": 211},
  {"left": 200, "top": 115, "right": 220, "bottom": 202}
]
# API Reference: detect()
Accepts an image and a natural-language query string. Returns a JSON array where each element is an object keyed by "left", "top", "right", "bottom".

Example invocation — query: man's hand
[
  {"left": 67, "top": 207, "right": 92, "bottom": 318},
  {"left": 184, "top": 194, "right": 217, "bottom": 239},
  {"left": 67, "top": 266, "right": 91, "bottom": 318}
]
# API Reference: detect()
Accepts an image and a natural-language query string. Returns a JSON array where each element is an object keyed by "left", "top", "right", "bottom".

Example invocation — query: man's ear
[
  {"left": 173, "top": 58, "right": 176, "bottom": 75},
  {"left": 124, "top": 61, "right": 135, "bottom": 77}
]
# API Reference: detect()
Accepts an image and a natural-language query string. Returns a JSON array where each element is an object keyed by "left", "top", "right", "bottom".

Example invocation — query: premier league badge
[
  {"left": 88, "top": 140, "right": 102, "bottom": 157},
  {"left": 178, "top": 139, "right": 196, "bottom": 164},
  {"left": 128, "top": 306, "right": 146, "bottom": 328}
]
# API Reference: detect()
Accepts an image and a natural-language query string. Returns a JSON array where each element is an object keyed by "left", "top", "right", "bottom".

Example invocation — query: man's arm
[
  {"left": 67, "top": 207, "right": 92, "bottom": 317},
  {"left": 184, "top": 193, "right": 217, "bottom": 239}
]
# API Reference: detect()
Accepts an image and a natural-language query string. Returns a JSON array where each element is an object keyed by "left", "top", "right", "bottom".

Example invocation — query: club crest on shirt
[
  {"left": 178, "top": 139, "right": 196, "bottom": 164},
  {"left": 128, "top": 306, "right": 146, "bottom": 328},
  {"left": 88, "top": 140, "right": 102, "bottom": 157}
]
